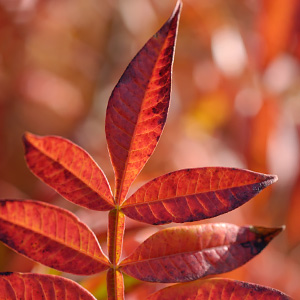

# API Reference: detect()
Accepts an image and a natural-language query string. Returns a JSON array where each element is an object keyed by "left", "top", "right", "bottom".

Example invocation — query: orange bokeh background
[{"left": 0, "top": 0, "right": 299, "bottom": 298}]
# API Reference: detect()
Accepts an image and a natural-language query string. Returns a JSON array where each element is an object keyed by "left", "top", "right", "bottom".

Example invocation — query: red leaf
[
  {"left": 0, "top": 199, "right": 109, "bottom": 275},
  {"left": 105, "top": 1, "right": 181, "bottom": 203},
  {"left": 120, "top": 223, "right": 283, "bottom": 283},
  {"left": 0, "top": 272, "right": 97, "bottom": 300},
  {"left": 146, "top": 278, "right": 291, "bottom": 300},
  {"left": 121, "top": 167, "right": 277, "bottom": 225},
  {"left": 23, "top": 132, "right": 114, "bottom": 211}
]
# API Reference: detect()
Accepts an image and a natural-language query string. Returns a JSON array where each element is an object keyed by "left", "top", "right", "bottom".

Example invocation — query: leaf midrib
[
  {"left": 29, "top": 139, "right": 114, "bottom": 207},
  {"left": 0, "top": 213, "right": 108, "bottom": 265},
  {"left": 116, "top": 25, "right": 174, "bottom": 204},
  {"left": 121, "top": 181, "right": 268, "bottom": 208},
  {"left": 120, "top": 237, "right": 260, "bottom": 266}
]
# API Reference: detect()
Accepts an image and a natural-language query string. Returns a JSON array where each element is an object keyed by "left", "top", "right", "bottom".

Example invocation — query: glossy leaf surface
[
  {"left": 105, "top": 1, "right": 181, "bottom": 203},
  {"left": 122, "top": 167, "right": 277, "bottom": 224},
  {"left": 146, "top": 278, "right": 291, "bottom": 300},
  {"left": 0, "top": 200, "right": 109, "bottom": 275},
  {"left": 0, "top": 272, "right": 97, "bottom": 300},
  {"left": 23, "top": 132, "right": 114, "bottom": 211},
  {"left": 120, "top": 223, "right": 282, "bottom": 283}
]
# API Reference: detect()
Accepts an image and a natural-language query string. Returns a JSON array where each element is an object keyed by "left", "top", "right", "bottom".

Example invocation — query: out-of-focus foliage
[{"left": 0, "top": 0, "right": 299, "bottom": 299}]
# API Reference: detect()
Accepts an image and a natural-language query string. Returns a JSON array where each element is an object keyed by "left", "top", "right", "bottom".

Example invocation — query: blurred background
[{"left": 0, "top": 0, "right": 300, "bottom": 298}]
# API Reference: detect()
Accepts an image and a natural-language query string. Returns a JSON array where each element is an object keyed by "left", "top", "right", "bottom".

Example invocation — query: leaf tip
[
  {"left": 175, "top": 0, "right": 183, "bottom": 12},
  {"left": 22, "top": 131, "right": 30, "bottom": 141},
  {"left": 272, "top": 225, "right": 285, "bottom": 237},
  {"left": 250, "top": 225, "right": 284, "bottom": 242},
  {"left": 269, "top": 174, "right": 278, "bottom": 184},
  {"left": 22, "top": 131, "right": 37, "bottom": 144},
  {"left": 259, "top": 173, "right": 278, "bottom": 190},
  {"left": 270, "top": 225, "right": 286, "bottom": 240},
  {"left": 164, "top": 0, "right": 182, "bottom": 30},
  {"left": 22, "top": 131, "right": 32, "bottom": 151},
  {"left": 171, "top": 0, "right": 182, "bottom": 21},
  {"left": 22, "top": 132, "right": 41, "bottom": 155}
]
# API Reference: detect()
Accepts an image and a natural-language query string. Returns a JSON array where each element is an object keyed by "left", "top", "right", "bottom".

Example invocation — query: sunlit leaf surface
[
  {"left": 0, "top": 272, "right": 97, "bottom": 300},
  {"left": 23, "top": 133, "right": 114, "bottom": 211},
  {"left": 105, "top": 1, "right": 181, "bottom": 203},
  {"left": 120, "top": 223, "right": 282, "bottom": 283},
  {"left": 0, "top": 200, "right": 109, "bottom": 275},
  {"left": 122, "top": 167, "right": 277, "bottom": 224},
  {"left": 146, "top": 278, "right": 291, "bottom": 300}
]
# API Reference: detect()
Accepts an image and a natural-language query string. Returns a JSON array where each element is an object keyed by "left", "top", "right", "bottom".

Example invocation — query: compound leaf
[
  {"left": 105, "top": 1, "right": 181, "bottom": 203},
  {"left": 120, "top": 223, "right": 283, "bottom": 283},
  {"left": 23, "top": 132, "right": 114, "bottom": 211},
  {"left": 146, "top": 278, "right": 291, "bottom": 300},
  {"left": 121, "top": 167, "right": 277, "bottom": 225},
  {"left": 0, "top": 272, "right": 97, "bottom": 300},
  {"left": 0, "top": 200, "right": 109, "bottom": 275}
]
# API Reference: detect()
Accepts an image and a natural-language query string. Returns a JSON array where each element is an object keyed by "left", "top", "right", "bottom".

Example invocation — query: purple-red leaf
[
  {"left": 120, "top": 223, "right": 283, "bottom": 283},
  {"left": 0, "top": 199, "right": 109, "bottom": 275},
  {"left": 146, "top": 278, "right": 291, "bottom": 300},
  {"left": 105, "top": 1, "right": 181, "bottom": 203},
  {"left": 23, "top": 132, "right": 114, "bottom": 211},
  {"left": 0, "top": 272, "right": 97, "bottom": 300},
  {"left": 121, "top": 167, "right": 277, "bottom": 225}
]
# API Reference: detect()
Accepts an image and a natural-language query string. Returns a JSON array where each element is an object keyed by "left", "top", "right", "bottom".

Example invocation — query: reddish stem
[
  {"left": 107, "top": 208, "right": 125, "bottom": 299},
  {"left": 107, "top": 268, "right": 124, "bottom": 300}
]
